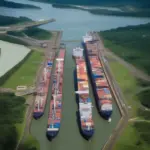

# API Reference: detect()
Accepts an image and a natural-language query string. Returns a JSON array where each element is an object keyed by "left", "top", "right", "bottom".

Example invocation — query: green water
[{"left": 31, "top": 42, "right": 121, "bottom": 150}]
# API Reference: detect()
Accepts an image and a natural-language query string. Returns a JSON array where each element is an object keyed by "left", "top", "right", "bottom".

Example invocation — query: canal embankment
[{"left": 92, "top": 32, "right": 128, "bottom": 150}]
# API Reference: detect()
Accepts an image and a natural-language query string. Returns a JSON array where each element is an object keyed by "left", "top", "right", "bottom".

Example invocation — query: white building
[{"left": 72, "top": 47, "right": 83, "bottom": 58}]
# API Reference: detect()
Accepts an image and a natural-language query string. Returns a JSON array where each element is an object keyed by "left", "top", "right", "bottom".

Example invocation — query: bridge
[{"left": 0, "top": 18, "right": 56, "bottom": 33}]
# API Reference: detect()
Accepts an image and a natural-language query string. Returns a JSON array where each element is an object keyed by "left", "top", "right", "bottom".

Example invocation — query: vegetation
[
  {"left": 0, "top": 0, "right": 40, "bottom": 9},
  {"left": 19, "top": 135, "right": 40, "bottom": 150},
  {"left": 0, "top": 15, "right": 32, "bottom": 26},
  {"left": 114, "top": 122, "right": 150, "bottom": 150},
  {"left": 24, "top": 27, "right": 52, "bottom": 40},
  {"left": 137, "top": 89, "right": 150, "bottom": 108},
  {"left": 8, "top": 27, "right": 52, "bottom": 40},
  {"left": 0, "top": 92, "right": 26, "bottom": 150},
  {"left": 2, "top": 51, "right": 43, "bottom": 89},
  {"left": 106, "top": 54, "right": 141, "bottom": 117},
  {"left": 0, "top": 35, "right": 29, "bottom": 46},
  {"left": 90, "top": 8, "right": 150, "bottom": 17},
  {"left": 106, "top": 54, "right": 150, "bottom": 150},
  {"left": 100, "top": 23, "right": 150, "bottom": 76},
  {"left": 31, "top": 0, "right": 150, "bottom": 6}
]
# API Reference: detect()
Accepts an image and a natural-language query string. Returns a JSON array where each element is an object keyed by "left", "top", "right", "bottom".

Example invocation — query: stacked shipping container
[
  {"left": 46, "top": 48, "right": 65, "bottom": 139},
  {"left": 33, "top": 55, "right": 55, "bottom": 119},
  {"left": 83, "top": 34, "right": 113, "bottom": 121},
  {"left": 74, "top": 57, "right": 94, "bottom": 139}
]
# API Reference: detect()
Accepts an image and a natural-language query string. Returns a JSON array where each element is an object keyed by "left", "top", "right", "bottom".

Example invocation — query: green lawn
[
  {"left": 2, "top": 51, "right": 43, "bottom": 89},
  {"left": 107, "top": 55, "right": 150, "bottom": 150},
  {"left": 8, "top": 27, "right": 53, "bottom": 40},
  {"left": 24, "top": 27, "right": 52, "bottom": 40},
  {"left": 21, "top": 134, "right": 40, "bottom": 150},
  {"left": 107, "top": 54, "right": 141, "bottom": 117}
]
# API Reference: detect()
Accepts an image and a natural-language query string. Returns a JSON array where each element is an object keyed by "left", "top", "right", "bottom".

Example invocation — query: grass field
[
  {"left": 2, "top": 51, "right": 43, "bottom": 89},
  {"left": 107, "top": 54, "right": 141, "bottom": 117},
  {"left": 8, "top": 27, "right": 53, "bottom": 40},
  {"left": 21, "top": 134, "right": 40, "bottom": 150},
  {"left": 106, "top": 54, "right": 150, "bottom": 150}
]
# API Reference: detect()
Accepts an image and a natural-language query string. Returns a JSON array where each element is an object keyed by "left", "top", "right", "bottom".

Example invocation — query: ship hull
[
  {"left": 33, "top": 112, "right": 44, "bottom": 119},
  {"left": 83, "top": 42, "right": 112, "bottom": 120},
  {"left": 74, "top": 69, "right": 94, "bottom": 140},
  {"left": 46, "top": 130, "right": 59, "bottom": 140}
]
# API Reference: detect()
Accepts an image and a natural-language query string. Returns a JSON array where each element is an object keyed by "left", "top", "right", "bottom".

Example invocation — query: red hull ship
[
  {"left": 33, "top": 53, "right": 55, "bottom": 119},
  {"left": 47, "top": 46, "right": 65, "bottom": 139}
]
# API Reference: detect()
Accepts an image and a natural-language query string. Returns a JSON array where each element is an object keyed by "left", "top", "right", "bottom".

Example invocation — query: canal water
[
  {"left": 1, "top": 0, "right": 150, "bottom": 149},
  {"left": 1, "top": 0, "right": 150, "bottom": 40},
  {"left": 31, "top": 42, "right": 120, "bottom": 150}
]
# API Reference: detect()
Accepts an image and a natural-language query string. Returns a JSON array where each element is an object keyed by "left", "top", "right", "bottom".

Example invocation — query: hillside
[
  {"left": 0, "top": 0, "right": 40, "bottom": 9},
  {"left": 31, "top": 0, "right": 150, "bottom": 6},
  {"left": 100, "top": 23, "right": 150, "bottom": 75},
  {"left": 0, "top": 15, "right": 32, "bottom": 26}
]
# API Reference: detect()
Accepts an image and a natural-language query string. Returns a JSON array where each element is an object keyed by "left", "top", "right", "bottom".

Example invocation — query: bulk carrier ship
[
  {"left": 33, "top": 53, "right": 55, "bottom": 119},
  {"left": 73, "top": 47, "right": 94, "bottom": 139},
  {"left": 46, "top": 46, "right": 65, "bottom": 139},
  {"left": 82, "top": 33, "right": 113, "bottom": 121}
]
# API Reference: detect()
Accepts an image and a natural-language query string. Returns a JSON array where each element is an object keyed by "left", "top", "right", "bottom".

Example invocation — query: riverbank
[
  {"left": 51, "top": 3, "right": 150, "bottom": 17},
  {"left": 0, "top": 15, "right": 32, "bottom": 26},
  {"left": 99, "top": 33, "right": 150, "bottom": 150},
  {"left": 0, "top": 0, "right": 40, "bottom": 9},
  {"left": 8, "top": 28, "right": 53, "bottom": 40}
]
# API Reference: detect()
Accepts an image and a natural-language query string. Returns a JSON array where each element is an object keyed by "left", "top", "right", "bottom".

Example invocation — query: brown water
[{"left": 31, "top": 42, "right": 121, "bottom": 150}]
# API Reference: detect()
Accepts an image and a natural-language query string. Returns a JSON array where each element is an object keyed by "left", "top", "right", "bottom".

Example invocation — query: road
[
  {"left": 91, "top": 32, "right": 129, "bottom": 150},
  {"left": 0, "top": 19, "right": 56, "bottom": 33}
]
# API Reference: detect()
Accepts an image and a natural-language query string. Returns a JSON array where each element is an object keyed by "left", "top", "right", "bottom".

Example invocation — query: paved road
[
  {"left": 91, "top": 32, "right": 129, "bottom": 150},
  {"left": 0, "top": 19, "right": 56, "bottom": 33}
]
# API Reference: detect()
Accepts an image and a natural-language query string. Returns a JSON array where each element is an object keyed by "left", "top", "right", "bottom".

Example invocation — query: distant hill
[
  {"left": 31, "top": 0, "right": 150, "bottom": 6},
  {"left": 0, "top": 0, "right": 40, "bottom": 9}
]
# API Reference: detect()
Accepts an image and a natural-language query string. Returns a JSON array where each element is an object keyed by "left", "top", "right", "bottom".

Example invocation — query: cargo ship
[
  {"left": 46, "top": 47, "right": 65, "bottom": 139},
  {"left": 73, "top": 48, "right": 94, "bottom": 139},
  {"left": 33, "top": 53, "right": 55, "bottom": 119},
  {"left": 83, "top": 33, "right": 113, "bottom": 121}
]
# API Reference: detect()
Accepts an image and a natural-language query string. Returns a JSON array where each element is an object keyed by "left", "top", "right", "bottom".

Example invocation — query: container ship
[
  {"left": 46, "top": 47, "right": 65, "bottom": 139},
  {"left": 83, "top": 33, "right": 113, "bottom": 121},
  {"left": 33, "top": 53, "right": 55, "bottom": 119},
  {"left": 73, "top": 47, "right": 94, "bottom": 139}
]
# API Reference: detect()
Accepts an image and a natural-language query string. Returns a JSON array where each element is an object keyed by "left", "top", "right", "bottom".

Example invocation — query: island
[
  {"left": 32, "top": 0, "right": 150, "bottom": 17},
  {"left": 0, "top": 0, "right": 40, "bottom": 9}
]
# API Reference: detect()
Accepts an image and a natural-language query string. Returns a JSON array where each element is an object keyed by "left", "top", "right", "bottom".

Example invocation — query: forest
[
  {"left": 31, "top": 0, "right": 150, "bottom": 6},
  {"left": 0, "top": 0, "right": 40, "bottom": 9},
  {"left": 0, "top": 15, "right": 32, "bottom": 26},
  {"left": 100, "top": 23, "right": 150, "bottom": 76},
  {"left": 0, "top": 93, "right": 26, "bottom": 150}
]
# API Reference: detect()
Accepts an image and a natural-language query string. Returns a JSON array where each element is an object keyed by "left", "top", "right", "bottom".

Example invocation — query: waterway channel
[
  {"left": 1, "top": 0, "right": 150, "bottom": 149},
  {"left": 31, "top": 42, "right": 120, "bottom": 150}
]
